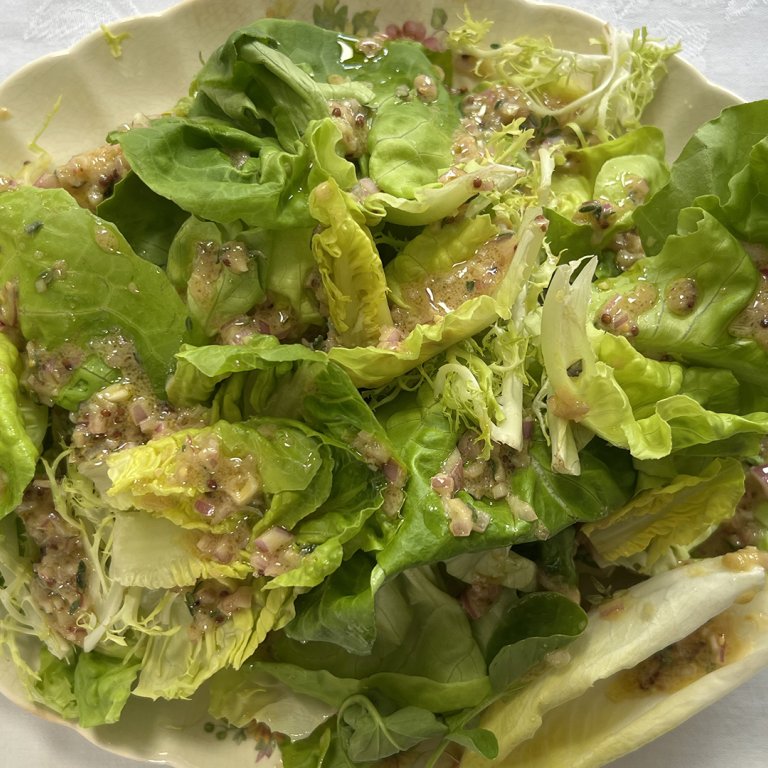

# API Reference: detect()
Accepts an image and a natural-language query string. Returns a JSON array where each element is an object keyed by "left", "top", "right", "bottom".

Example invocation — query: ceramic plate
[{"left": 0, "top": 0, "right": 748, "bottom": 766}]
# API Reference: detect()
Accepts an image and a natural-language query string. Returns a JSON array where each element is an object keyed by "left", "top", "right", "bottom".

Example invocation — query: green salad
[{"left": 1, "top": 8, "right": 768, "bottom": 768}]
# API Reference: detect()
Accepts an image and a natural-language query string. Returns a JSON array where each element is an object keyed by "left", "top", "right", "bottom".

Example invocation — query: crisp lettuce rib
[{"left": 461, "top": 553, "right": 767, "bottom": 767}]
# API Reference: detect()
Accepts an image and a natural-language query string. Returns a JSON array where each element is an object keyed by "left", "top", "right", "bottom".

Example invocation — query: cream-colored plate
[{"left": 0, "top": 0, "right": 745, "bottom": 766}]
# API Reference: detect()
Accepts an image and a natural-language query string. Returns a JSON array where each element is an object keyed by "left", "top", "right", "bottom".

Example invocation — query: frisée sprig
[{"left": 448, "top": 11, "right": 679, "bottom": 141}]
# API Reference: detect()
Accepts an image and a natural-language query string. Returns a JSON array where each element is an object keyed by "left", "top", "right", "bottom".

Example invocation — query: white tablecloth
[{"left": 0, "top": 1, "right": 766, "bottom": 766}]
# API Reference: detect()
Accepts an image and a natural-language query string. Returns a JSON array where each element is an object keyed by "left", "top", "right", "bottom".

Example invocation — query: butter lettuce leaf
[
  {"left": 117, "top": 20, "right": 371, "bottom": 229},
  {"left": 168, "top": 338, "right": 400, "bottom": 472},
  {"left": 485, "top": 592, "right": 587, "bottom": 693},
  {"left": 0, "top": 186, "right": 187, "bottom": 395},
  {"left": 551, "top": 126, "right": 667, "bottom": 218},
  {"left": 265, "top": 450, "right": 389, "bottom": 591},
  {"left": 544, "top": 127, "right": 668, "bottom": 266},
  {"left": 218, "top": 570, "right": 587, "bottom": 766},
  {"left": 384, "top": 214, "right": 498, "bottom": 310},
  {"left": 134, "top": 586, "right": 294, "bottom": 700},
  {"left": 193, "top": 18, "right": 458, "bottom": 198},
  {"left": 26, "top": 648, "right": 79, "bottom": 721},
  {"left": 268, "top": 566, "right": 492, "bottom": 712},
  {"left": 105, "top": 420, "right": 329, "bottom": 533},
  {"left": 209, "top": 663, "right": 335, "bottom": 738},
  {"left": 364, "top": 53, "right": 457, "bottom": 197},
  {"left": 122, "top": 18, "right": 459, "bottom": 238},
  {"left": 166, "top": 215, "right": 266, "bottom": 342},
  {"left": 0, "top": 334, "right": 45, "bottom": 518},
  {"left": 73, "top": 651, "right": 141, "bottom": 728},
  {"left": 115, "top": 116, "right": 317, "bottom": 229},
  {"left": 636, "top": 100, "right": 768, "bottom": 253},
  {"left": 97, "top": 171, "right": 188, "bottom": 267},
  {"left": 337, "top": 698, "right": 449, "bottom": 763},
  {"left": 310, "top": 180, "right": 393, "bottom": 349},
  {"left": 593, "top": 208, "right": 767, "bottom": 385},
  {"left": 190, "top": 22, "right": 346, "bottom": 149},
  {"left": 542, "top": 254, "right": 768, "bottom": 461},
  {"left": 362, "top": 165, "right": 523, "bottom": 227},
  {"left": 328, "top": 207, "right": 546, "bottom": 387},
  {"left": 373, "top": 394, "right": 634, "bottom": 579},
  {"left": 284, "top": 552, "right": 378, "bottom": 654},
  {"left": 167, "top": 335, "right": 324, "bottom": 408},
  {"left": 583, "top": 457, "right": 746, "bottom": 573}
]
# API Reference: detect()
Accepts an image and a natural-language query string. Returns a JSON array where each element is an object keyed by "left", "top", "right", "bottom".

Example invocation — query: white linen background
[{"left": 0, "top": 0, "right": 766, "bottom": 766}]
